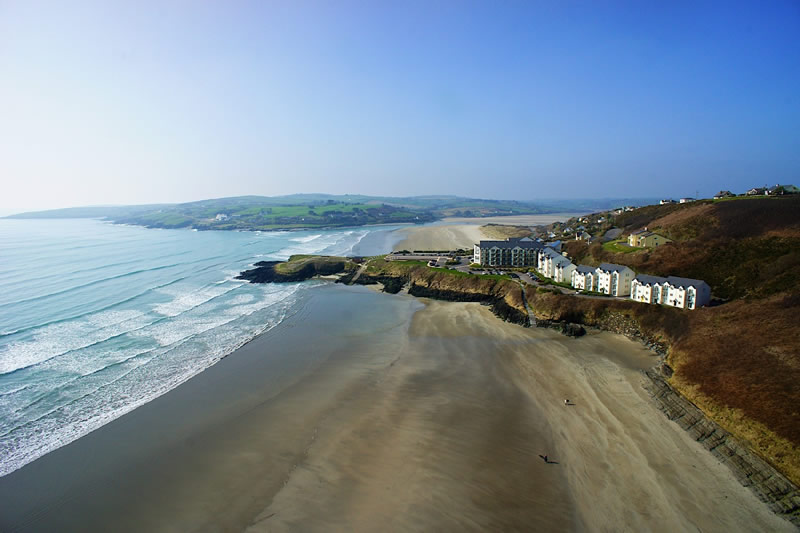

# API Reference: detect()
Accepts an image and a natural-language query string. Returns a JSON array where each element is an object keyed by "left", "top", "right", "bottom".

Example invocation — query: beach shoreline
[
  {"left": 390, "top": 212, "right": 582, "bottom": 252},
  {"left": 0, "top": 284, "right": 789, "bottom": 532}
]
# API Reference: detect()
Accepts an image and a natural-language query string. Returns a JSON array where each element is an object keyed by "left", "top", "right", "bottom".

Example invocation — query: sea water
[{"left": 0, "top": 218, "right": 405, "bottom": 476}]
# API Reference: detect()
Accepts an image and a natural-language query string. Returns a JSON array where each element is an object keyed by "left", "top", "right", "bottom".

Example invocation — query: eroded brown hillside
[{"left": 564, "top": 197, "right": 800, "bottom": 299}]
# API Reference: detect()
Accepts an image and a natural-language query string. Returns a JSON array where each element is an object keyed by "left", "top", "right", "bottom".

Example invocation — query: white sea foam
[
  {"left": 0, "top": 310, "right": 152, "bottom": 375},
  {"left": 290, "top": 234, "right": 322, "bottom": 243},
  {"left": 152, "top": 283, "right": 241, "bottom": 317},
  {"left": 0, "top": 220, "right": 392, "bottom": 478},
  {"left": 0, "top": 287, "right": 301, "bottom": 477}
]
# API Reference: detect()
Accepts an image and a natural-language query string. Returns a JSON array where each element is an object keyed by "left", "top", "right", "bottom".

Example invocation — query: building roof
[
  {"left": 632, "top": 230, "right": 669, "bottom": 240},
  {"left": 554, "top": 259, "right": 574, "bottom": 269},
  {"left": 665, "top": 276, "right": 708, "bottom": 289},
  {"left": 478, "top": 239, "right": 543, "bottom": 250},
  {"left": 541, "top": 247, "right": 563, "bottom": 258},
  {"left": 634, "top": 274, "right": 667, "bottom": 285},
  {"left": 575, "top": 265, "right": 596, "bottom": 274},
  {"left": 598, "top": 262, "right": 632, "bottom": 273}
]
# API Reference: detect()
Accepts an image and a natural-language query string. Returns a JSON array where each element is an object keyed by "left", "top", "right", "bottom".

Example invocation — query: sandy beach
[
  {"left": 0, "top": 286, "right": 789, "bottom": 532},
  {"left": 442, "top": 213, "right": 585, "bottom": 226},
  {"left": 393, "top": 223, "right": 487, "bottom": 251},
  {"left": 393, "top": 213, "right": 582, "bottom": 251}
]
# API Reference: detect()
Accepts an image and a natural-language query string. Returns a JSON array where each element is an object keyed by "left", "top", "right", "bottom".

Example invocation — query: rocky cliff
[
  {"left": 355, "top": 266, "right": 530, "bottom": 326},
  {"left": 236, "top": 256, "right": 356, "bottom": 283}
]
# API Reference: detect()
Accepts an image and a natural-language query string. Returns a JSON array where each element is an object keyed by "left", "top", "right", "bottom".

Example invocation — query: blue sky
[{"left": 1, "top": 1, "right": 798, "bottom": 209}]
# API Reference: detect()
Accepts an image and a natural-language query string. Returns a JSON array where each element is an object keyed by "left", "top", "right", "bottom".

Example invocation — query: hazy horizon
[
  {"left": 1, "top": 192, "right": 664, "bottom": 218},
  {"left": 2, "top": 2, "right": 798, "bottom": 210}
]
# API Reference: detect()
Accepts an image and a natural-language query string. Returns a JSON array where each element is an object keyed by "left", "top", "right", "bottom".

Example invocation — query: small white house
[
  {"left": 662, "top": 276, "right": 711, "bottom": 310},
  {"left": 630, "top": 274, "right": 668, "bottom": 304},
  {"left": 679, "top": 198, "right": 695, "bottom": 204},
  {"left": 553, "top": 261, "right": 576, "bottom": 283},
  {"left": 214, "top": 213, "right": 230, "bottom": 221},
  {"left": 596, "top": 263, "right": 635, "bottom": 296},
  {"left": 572, "top": 265, "right": 598, "bottom": 291}
]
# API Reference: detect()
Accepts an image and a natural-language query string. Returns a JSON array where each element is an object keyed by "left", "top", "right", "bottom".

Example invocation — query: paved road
[{"left": 349, "top": 263, "right": 368, "bottom": 284}]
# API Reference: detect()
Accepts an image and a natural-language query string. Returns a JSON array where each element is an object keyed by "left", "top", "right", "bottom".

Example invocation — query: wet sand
[{"left": 0, "top": 287, "right": 790, "bottom": 532}]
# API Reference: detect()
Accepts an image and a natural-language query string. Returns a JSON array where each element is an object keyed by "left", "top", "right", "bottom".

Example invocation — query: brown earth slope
[
  {"left": 564, "top": 197, "right": 800, "bottom": 299},
  {"left": 555, "top": 196, "right": 800, "bottom": 484}
]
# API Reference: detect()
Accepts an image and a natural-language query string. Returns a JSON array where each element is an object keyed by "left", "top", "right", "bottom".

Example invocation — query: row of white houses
[
  {"left": 570, "top": 263, "right": 711, "bottom": 310},
  {"left": 473, "top": 238, "right": 711, "bottom": 310}
]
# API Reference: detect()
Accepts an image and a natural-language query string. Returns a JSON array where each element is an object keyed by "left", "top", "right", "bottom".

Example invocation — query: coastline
[
  {"left": 390, "top": 212, "right": 581, "bottom": 251},
  {"left": 0, "top": 284, "right": 789, "bottom": 532}
]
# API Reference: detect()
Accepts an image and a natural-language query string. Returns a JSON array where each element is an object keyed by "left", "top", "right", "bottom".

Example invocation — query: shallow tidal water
[{"left": 0, "top": 218, "right": 404, "bottom": 477}]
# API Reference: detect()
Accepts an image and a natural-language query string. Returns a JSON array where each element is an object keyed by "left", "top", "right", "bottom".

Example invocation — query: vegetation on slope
[
  {"left": 547, "top": 196, "right": 800, "bottom": 485},
  {"left": 563, "top": 197, "right": 800, "bottom": 300}
]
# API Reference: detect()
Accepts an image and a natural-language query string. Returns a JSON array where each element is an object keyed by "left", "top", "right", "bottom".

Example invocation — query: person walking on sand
[{"left": 564, "top": 399, "right": 569, "bottom": 406}]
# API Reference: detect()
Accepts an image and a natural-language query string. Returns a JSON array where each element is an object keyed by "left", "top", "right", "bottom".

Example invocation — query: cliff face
[
  {"left": 524, "top": 289, "right": 680, "bottom": 354},
  {"left": 236, "top": 256, "right": 532, "bottom": 327},
  {"left": 357, "top": 267, "right": 530, "bottom": 326}
]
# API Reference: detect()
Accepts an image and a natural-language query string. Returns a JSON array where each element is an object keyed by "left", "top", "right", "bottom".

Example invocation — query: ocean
[{"left": 0, "top": 218, "right": 404, "bottom": 477}]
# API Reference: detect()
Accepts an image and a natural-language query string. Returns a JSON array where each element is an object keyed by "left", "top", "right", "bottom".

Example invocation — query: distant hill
[
  {"left": 5, "top": 194, "right": 657, "bottom": 230},
  {"left": 3, "top": 204, "right": 173, "bottom": 220}
]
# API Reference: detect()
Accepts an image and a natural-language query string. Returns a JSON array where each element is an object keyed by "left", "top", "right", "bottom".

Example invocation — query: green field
[{"left": 602, "top": 240, "right": 640, "bottom": 253}]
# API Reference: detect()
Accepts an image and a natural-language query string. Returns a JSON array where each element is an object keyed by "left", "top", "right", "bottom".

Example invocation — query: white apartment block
[
  {"left": 631, "top": 274, "right": 668, "bottom": 304},
  {"left": 596, "top": 263, "right": 635, "bottom": 297},
  {"left": 537, "top": 247, "right": 571, "bottom": 278},
  {"left": 662, "top": 276, "right": 711, "bottom": 310},
  {"left": 631, "top": 274, "right": 711, "bottom": 310},
  {"left": 553, "top": 261, "right": 576, "bottom": 283},
  {"left": 571, "top": 265, "right": 598, "bottom": 291}
]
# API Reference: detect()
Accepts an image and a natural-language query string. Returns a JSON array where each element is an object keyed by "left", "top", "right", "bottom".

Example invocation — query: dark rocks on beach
[
  {"left": 235, "top": 261, "right": 285, "bottom": 283},
  {"left": 535, "top": 320, "right": 585, "bottom": 337},
  {"left": 351, "top": 275, "right": 406, "bottom": 294},
  {"left": 561, "top": 323, "right": 586, "bottom": 337}
]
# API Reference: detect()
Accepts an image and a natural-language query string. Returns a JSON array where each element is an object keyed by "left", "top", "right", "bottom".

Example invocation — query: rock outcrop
[{"left": 236, "top": 258, "right": 353, "bottom": 283}]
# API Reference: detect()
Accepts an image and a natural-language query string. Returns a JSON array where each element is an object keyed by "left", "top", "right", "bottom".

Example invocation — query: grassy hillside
[{"left": 552, "top": 196, "right": 800, "bottom": 484}]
